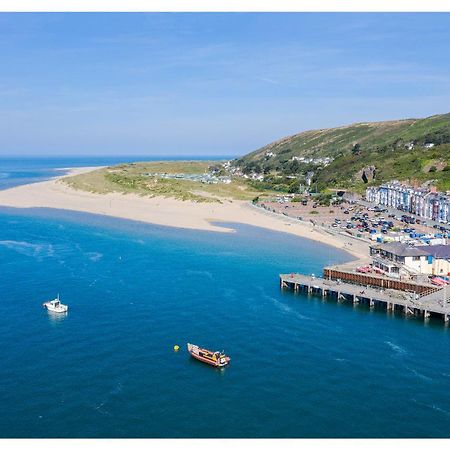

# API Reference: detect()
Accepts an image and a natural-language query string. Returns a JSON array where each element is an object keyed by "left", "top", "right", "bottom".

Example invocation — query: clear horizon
[{"left": 0, "top": 12, "right": 449, "bottom": 156}]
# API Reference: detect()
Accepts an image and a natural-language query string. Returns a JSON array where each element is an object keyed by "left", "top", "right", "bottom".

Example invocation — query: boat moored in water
[
  {"left": 42, "top": 294, "right": 68, "bottom": 313},
  {"left": 187, "top": 343, "right": 230, "bottom": 367}
]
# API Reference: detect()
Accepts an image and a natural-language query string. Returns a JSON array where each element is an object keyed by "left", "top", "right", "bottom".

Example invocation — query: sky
[{"left": 0, "top": 12, "right": 449, "bottom": 156}]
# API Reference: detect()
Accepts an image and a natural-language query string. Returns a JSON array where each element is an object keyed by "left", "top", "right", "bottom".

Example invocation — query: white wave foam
[
  {"left": 0, "top": 240, "right": 54, "bottom": 258},
  {"left": 412, "top": 399, "right": 450, "bottom": 418},
  {"left": 268, "top": 295, "right": 311, "bottom": 321},
  {"left": 405, "top": 366, "right": 433, "bottom": 382},
  {"left": 186, "top": 269, "right": 213, "bottom": 279},
  {"left": 86, "top": 252, "right": 103, "bottom": 262},
  {"left": 385, "top": 340, "right": 407, "bottom": 355}
]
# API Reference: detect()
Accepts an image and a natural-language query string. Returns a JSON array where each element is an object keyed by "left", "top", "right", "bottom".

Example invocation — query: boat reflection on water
[{"left": 46, "top": 310, "right": 68, "bottom": 324}]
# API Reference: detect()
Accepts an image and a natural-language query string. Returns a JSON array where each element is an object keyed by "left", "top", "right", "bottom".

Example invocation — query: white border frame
[{"left": 0, "top": 0, "right": 449, "bottom": 13}]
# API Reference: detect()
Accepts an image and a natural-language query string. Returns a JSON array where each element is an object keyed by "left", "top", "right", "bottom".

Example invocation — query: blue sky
[{"left": 0, "top": 13, "right": 449, "bottom": 156}]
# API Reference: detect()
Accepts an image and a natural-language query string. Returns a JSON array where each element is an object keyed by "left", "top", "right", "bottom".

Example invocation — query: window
[{"left": 413, "top": 256, "right": 421, "bottom": 261}]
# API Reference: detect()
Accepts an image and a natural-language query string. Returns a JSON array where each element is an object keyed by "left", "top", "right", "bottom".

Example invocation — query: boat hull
[
  {"left": 189, "top": 352, "right": 228, "bottom": 367},
  {"left": 187, "top": 343, "right": 230, "bottom": 368},
  {"left": 43, "top": 303, "right": 68, "bottom": 313}
]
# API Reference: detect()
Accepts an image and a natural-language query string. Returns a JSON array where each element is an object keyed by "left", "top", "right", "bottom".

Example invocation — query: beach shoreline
[{"left": 0, "top": 166, "right": 369, "bottom": 261}]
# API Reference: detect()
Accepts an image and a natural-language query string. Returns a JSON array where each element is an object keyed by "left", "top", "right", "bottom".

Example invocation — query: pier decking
[{"left": 280, "top": 273, "right": 450, "bottom": 323}]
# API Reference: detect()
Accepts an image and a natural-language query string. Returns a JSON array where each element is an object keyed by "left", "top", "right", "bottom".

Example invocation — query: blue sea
[{"left": 1, "top": 157, "right": 450, "bottom": 438}]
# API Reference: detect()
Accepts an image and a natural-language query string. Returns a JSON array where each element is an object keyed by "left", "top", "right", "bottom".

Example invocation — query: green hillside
[{"left": 234, "top": 113, "right": 450, "bottom": 192}]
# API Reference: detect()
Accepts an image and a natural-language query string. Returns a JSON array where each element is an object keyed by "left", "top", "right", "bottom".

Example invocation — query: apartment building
[{"left": 366, "top": 182, "right": 450, "bottom": 223}]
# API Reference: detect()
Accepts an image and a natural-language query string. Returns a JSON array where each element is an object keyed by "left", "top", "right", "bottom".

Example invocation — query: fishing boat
[
  {"left": 42, "top": 294, "right": 68, "bottom": 313},
  {"left": 187, "top": 343, "right": 230, "bottom": 368}
]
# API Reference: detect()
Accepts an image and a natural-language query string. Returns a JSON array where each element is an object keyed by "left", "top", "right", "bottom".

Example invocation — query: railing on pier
[
  {"left": 322, "top": 267, "right": 439, "bottom": 295},
  {"left": 279, "top": 272, "right": 450, "bottom": 323}
]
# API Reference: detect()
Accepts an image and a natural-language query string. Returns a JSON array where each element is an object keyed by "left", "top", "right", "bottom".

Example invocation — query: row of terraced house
[{"left": 366, "top": 181, "right": 450, "bottom": 223}]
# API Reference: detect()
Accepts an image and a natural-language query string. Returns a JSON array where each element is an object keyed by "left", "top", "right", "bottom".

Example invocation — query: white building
[
  {"left": 370, "top": 242, "right": 450, "bottom": 277},
  {"left": 366, "top": 182, "right": 450, "bottom": 224}
]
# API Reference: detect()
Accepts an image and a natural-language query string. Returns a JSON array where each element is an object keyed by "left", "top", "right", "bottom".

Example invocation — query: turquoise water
[
  {"left": 1, "top": 159, "right": 450, "bottom": 438},
  {"left": 0, "top": 156, "right": 135, "bottom": 189},
  {"left": 0, "top": 156, "right": 232, "bottom": 190}
]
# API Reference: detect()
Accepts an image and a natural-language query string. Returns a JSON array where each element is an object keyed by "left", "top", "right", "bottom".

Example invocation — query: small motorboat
[
  {"left": 187, "top": 343, "right": 230, "bottom": 368},
  {"left": 42, "top": 294, "right": 68, "bottom": 313}
]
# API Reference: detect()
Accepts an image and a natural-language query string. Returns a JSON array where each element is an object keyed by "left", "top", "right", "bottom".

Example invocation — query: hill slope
[{"left": 234, "top": 113, "right": 450, "bottom": 192}]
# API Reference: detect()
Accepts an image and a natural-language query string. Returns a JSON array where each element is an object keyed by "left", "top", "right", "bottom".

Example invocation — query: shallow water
[{"left": 1, "top": 159, "right": 450, "bottom": 438}]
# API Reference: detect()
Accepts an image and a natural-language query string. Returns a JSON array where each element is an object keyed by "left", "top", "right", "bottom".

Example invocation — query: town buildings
[
  {"left": 291, "top": 156, "right": 333, "bottom": 166},
  {"left": 366, "top": 181, "right": 450, "bottom": 223}
]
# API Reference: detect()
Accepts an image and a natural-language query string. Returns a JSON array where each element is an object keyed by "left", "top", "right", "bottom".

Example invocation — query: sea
[{"left": 1, "top": 157, "right": 450, "bottom": 438}]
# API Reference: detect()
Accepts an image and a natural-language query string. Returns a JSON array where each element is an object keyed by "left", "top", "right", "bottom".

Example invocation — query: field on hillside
[
  {"left": 62, "top": 161, "right": 273, "bottom": 202},
  {"left": 234, "top": 113, "right": 450, "bottom": 192}
]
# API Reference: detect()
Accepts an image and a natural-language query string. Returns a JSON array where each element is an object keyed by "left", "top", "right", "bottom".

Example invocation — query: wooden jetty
[{"left": 280, "top": 273, "right": 450, "bottom": 323}]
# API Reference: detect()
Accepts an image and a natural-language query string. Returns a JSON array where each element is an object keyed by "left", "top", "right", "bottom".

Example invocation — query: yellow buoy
[{"left": 173, "top": 345, "right": 180, "bottom": 352}]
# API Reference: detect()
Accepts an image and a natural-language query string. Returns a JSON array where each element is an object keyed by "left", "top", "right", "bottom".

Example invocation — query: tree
[
  {"left": 242, "top": 162, "right": 262, "bottom": 174},
  {"left": 288, "top": 159, "right": 300, "bottom": 174},
  {"left": 288, "top": 180, "right": 300, "bottom": 193},
  {"left": 352, "top": 143, "right": 361, "bottom": 155}
]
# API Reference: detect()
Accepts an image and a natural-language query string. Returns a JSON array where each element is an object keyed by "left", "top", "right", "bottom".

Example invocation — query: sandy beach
[{"left": 0, "top": 167, "right": 368, "bottom": 260}]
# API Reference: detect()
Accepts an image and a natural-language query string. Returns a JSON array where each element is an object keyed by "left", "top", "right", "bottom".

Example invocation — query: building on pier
[
  {"left": 279, "top": 242, "right": 450, "bottom": 325},
  {"left": 279, "top": 272, "right": 450, "bottom": 323},
  {"left": 370, "top": 242, "right": 450, "bottom": 277}
]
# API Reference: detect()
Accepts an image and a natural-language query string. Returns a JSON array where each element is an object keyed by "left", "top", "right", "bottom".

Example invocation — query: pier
[{"left": 280, "top": 273, "right": 450, "bottom": 323}]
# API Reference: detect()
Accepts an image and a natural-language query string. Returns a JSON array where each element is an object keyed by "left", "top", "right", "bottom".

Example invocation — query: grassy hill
[{"left": 234, "top": 113, "right": 450, "bottom": 192}]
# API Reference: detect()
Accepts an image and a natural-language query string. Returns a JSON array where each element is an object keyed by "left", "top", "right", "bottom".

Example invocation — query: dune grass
[{"left": 62, "top": 161, "right": 273, "bottom": 202}]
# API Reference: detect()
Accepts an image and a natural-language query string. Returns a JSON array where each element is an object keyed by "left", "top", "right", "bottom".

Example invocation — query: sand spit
[{"left": 0, "top": 167, "right": 367, "bottom": 260}]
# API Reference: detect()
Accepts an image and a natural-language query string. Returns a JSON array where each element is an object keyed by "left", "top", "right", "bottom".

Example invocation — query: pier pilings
[{"left": 280, "top": 273, "right": 449, "bottom": 324}]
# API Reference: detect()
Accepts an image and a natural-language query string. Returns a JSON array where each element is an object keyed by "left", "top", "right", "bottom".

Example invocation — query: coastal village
[
  {"left": 214, "top": 160, "right": 450, "bottom": 323},
  {"left": 272, "top": 187, "right": 450, "bottom": 322}
]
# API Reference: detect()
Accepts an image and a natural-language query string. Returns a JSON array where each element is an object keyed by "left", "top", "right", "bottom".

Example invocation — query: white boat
[{"left": 42, "top": 294, "right": 68, "bottom": 313}]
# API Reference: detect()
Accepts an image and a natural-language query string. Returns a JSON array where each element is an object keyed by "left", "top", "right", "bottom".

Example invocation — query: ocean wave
[
  {"left": 93, "top": 400, "right": 112, "bottom": 416},
  {"left": 186, "top": 269, "right": 213, "bottom": 279},
  {"left": 405, "top": 366, "right": 433, "bottom": 382},
  {"left": 86, "top": 252, "right": 103, "bottom": 262},
  {"left": 91, "top": 382, "right": 123, "bottom": 416},
  {"left": 385, "top": 340, "right": 407, "bottom": 356},
  {"left": 0, "top": 240, "right": 54, "bottom": 258},
  {"left": 412, "top": 399, "right": 450, "bottom": 418},
  {"left": 267, "top": 294, "right": 311, "bottom": 321}
]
